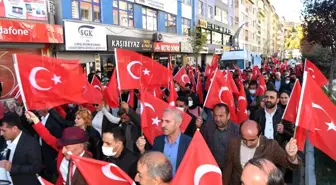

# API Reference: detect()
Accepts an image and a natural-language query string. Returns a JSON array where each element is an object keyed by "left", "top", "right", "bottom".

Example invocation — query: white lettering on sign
[{"left": 0, "top": 26, "right": 29, "bottom": 36}]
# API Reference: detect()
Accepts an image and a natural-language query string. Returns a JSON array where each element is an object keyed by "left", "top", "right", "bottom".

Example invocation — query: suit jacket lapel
[
  {"left": 254, "top": 136, "right": 266, "bottom": 159},
  {"left": 11, "top": 132, "right": 25, "bottom": 164},
  {"left": 176, "top": 134, "right": 187, "bottom": 169}
]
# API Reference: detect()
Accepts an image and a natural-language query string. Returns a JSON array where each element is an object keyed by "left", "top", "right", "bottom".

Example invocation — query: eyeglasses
[{"left": 92, "top": 104, "right": 99, "bottom": 107}]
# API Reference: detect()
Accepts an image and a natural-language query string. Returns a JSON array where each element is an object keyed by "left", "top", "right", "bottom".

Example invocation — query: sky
[{"left": 271, "top": 0, "right": 303, "bottom": 23}]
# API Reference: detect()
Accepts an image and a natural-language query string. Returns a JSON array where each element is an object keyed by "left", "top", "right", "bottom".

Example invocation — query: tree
[
  {"left": 188, "top": 28, "right": 207, "bottom": 66},
  {"left": 285, "top": 25, "right": 303, "bottom": 49},
  {"left": 302, "top": 0, "right": 336, "bottom": 92}
]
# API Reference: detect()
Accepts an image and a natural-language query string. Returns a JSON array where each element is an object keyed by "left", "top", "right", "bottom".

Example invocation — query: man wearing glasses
[{"left": 222, "top": 120, "right": 301, "bottom": 185}]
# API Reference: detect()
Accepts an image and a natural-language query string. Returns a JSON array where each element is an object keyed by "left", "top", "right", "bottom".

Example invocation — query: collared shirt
[
  {"left": 60, "top": 151, "right": 85, "bottom": 185},
  {"left": 275, "top": 80, "right": 281, "bottom": 91},
  {"left": 40, "top": 113, "right": 50, "bottom": 145},
  {"left": 6, "top": 131, "right": 23, "bottom": 185},
  {"left": 264, "top": 108, "right": 276, "bottom": 139},
  {"left": 163, "top": 133, "right": 181, "bottom": 176},
  {"left": 240, "top": 140, "right": 259, "bottom": 168},
  {"left": 211, "top": 123, "right": 236, "bottom": 168}
]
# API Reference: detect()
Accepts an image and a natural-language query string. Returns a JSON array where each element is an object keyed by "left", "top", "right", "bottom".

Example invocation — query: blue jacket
[{"left": 152, "top": 133, "right": 191, "bottom": 170}]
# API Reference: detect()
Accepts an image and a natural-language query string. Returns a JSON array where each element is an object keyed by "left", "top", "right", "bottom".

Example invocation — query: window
[
  {"left": 142, "top": 8, "right": 157, "bottom": 31},
  {"left": 215, "top": 7, "right": 221, "bottom": 22},
  {"left": 208, "top": 6, "right": 213, "bottom": 19},
  {"left": 113, "top": 0, "right": 133, "bottom": 27},
  {"left": 165, "top": 13, "right": 176, "bottom": 33},
  {"left": 230, "top": 16, "right": 233, "bottom": 26},
  {"left": 212, "top": 32, "right": 222, "bottom": 45},
  {"left": 182, "top": 18, "right": 191, "bottom": 36},
  {"left": 222, "top": 10, "right": 228, "bottom": 24},
  {"left": 201, "top": 28, "right": 211, "bottom": 44},
  {"left": 198, "top": 0, "right": 203, "bottom": 15},
  {"left": 223, "top": 34, "right": 230, "bottom": 45},
  {"left": 222, "top": 0, "right": 228, "bottom": 4},
  {"left": 183, "top": 0, "right": 191, "bottom": 5},
  {"left": 71, "top": 0, "right": 101, "bottom": 22}
]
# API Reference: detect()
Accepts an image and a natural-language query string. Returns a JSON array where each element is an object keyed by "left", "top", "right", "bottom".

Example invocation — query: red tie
[{"left": 67, "top": 161, "right": 74, "bottom": 185}]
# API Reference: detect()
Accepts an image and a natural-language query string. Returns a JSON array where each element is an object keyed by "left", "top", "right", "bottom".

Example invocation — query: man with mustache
[
  {"left": 136, "top": 108, "right": 191, "bottom": 176},
  {"left": 252, "top": 89, "right": 293, "bottom": 148}
]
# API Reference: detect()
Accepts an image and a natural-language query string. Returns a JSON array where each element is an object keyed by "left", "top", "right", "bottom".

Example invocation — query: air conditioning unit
[{"left": 153, "top": 33, "right": 163, "bottom": 42}]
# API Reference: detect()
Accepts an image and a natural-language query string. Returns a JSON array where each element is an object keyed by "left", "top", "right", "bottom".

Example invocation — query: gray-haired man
[{"left": 136, "top": 108, "right": 191, "bottom": 175}]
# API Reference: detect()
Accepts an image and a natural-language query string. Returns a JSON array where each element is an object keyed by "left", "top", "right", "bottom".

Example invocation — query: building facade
[
  {"left": 194, "top": 0, "right": 234, "bottom": 65},
  {"left": 55, "top": 0, "right": 194, "bottom": 75}
]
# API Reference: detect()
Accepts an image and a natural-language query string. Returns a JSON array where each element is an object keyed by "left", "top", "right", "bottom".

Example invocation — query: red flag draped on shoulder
[
  {"left": 13, "top": 54, "right": 87, "bottom": 110},
  {"left": 295, "top": 72, "right": 336, "bottom": 159},
  {"left": 70, "top": 155, "right": 136, "bottom": 185},
  {"left": 115, "top": 49, "right": 170, "bottom": 90},
  {"left": 140, "top": 90, "right": 191, "bottom": 145},
  {"left": 171, "top": 130, "right": 222, "bottom": 185}
]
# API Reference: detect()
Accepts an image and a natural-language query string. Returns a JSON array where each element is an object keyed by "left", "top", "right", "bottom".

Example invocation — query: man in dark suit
[
  {"left": 0, "top": 112, "right": 42, "bottom": 185},
  {"left": 136, "top": 108, "right": 191, "bottom": 175},
  {"left": 222, "top": 120, "right": 301, "bottom": 185},
  {"left": 37, "top": 109, "right": 64, "bottom": 182}
]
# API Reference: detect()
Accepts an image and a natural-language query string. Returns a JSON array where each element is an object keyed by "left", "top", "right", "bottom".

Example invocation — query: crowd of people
[{"left": 0, "top": 59, "right": 304, "bottom": 185}]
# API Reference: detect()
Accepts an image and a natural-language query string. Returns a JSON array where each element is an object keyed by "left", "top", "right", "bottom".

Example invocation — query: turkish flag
[
  {"left": 210, "top": 54, "right": 220, "bottom": 70},
  {"left": 82, "top": 80, "right": 103, "bottom": 104},
  {"left": 174, "top": 67, "right": 190, "bottom": 87},
  {"left": 115, "top": 49, "right": 170, "bottom": 90},
  {"left": 196, "top": 72, "right": 204, "bottom": 105},
  {"left": 127, "top": 89, "right": 135, "bottom": 108},
  {"left": 305, "top": 59, "right": 328, "bottom": 87},
  {"left": 37, "top": 175, "right": 54, "bottom": 185},
  {"left": 140, "top": 90, "right": 191, "bottom": 145},
  {"left": 188, "top": 69, "right": 197, "bottom": 93},
  {"left": 168, "top": 76, "right": 178, "bottom": 106},
  {"left": 171, "top": 131, "right": 222, "bottom": 185},
  {"left": 91, "top": 75, "right": 103, "bottom": 91},
  {"left": 256, "top": 75, "right": 266, "bottom": 96},
  {"left": 70, "top": 155, "right": 135, "bottom": 185},
  {"left": 104, "top": 71, "right": 120, "bottom": 108},
  {"left": 252, "top": 66, "right": 260, "bottom": 80},
  {"left": 226, "top": 69, "right": 239, "bottom": 96},
  {"left": 283, "top": 80, "right": 302, "bottom": 123},
  {"left": 205, "top": 64, "right": 212, "bottom": 77},
  {"left": 296, "top": 73, "right": 336, "bottom": 159},
  {"left": 204, "top": 70, "right": 238, "bottom": 123},
  {"left": 13, "top": 54, "right": 87, "bottom": 110},
  {"left": 237, "top": 81, "right": 248, "bottom": 124},
  {"left": 281, "top": 80, "right": 306, "bottom": 151}
]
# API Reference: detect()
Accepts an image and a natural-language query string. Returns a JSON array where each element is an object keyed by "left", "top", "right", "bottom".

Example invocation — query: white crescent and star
[
  {"left": 182, "top": 74, "right": 190, "bottom": 83},
  {"left": 194, "top": 164, "right": 222, "bottom": 185},
  {"left": 102, "top": 163, "right": 136, "bottom": 185},
  {"left": 126, "top": 61, "right": 151, "bottom": 79},
  {"left": 308, "top": 67, "right": 315, "bottom": 78},
  {"left": 218, "top": 86, "right": 230, "bottom": 104},
  {"left": 312, "top": 102, "right": 336, "bottom": 131},
  {"left": 140, "top": 102, "right": 160, "bottom": 126},
  {"left": 29, "top": 67, "right": 62, "bottom": 91},
  {"left": 237, "top": 96, "right": 247, "bottom": 114},
  {"left": 93, "top": 85, "right": 102, "bottom": 91}
]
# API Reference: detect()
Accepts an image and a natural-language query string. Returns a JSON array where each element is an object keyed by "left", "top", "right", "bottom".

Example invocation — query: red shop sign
[
  {"left": 0, "top": 19, "right": 63, "bottom": 43},
  {"left": 154, "top": 42, "right": 180, "bottom": 52}
]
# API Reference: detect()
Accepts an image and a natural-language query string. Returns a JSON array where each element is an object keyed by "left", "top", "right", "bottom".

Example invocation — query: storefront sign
[
  {"left": 134, "top": 0, "right": 177, "bottom": 15},
  {"left": 64, "top": 21, "right": 107, "bottom": 51},
  {"left": 199, "top": 19, "right": 207, "bottom": 28},
  {"left": 180, "top": 42, "right": 193, "bottom": 53},
  {"left": 107, "top": 35, "right": 153, "bottom": 51},
  {"left": 0, "top": 0, "right": 47, "bottom": 21},
  {"left": 0, "top": 19, "right": 63, "bottom": 43},
  {"left": 154, "top": 42, "right": 180, "bottom": 52}
]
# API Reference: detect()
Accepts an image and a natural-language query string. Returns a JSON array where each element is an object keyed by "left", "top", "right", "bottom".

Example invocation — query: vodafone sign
[{"left": 0, "top": 19, "right": 63, "bottom": 43}]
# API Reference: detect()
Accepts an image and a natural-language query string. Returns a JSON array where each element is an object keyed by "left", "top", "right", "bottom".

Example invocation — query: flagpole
[
  {"left": 12, "top": 54, "right": 28, "bottom": 111},
  {"left": 293, "top": 71, "right": 308, "bottom": 138},
  {"left": 114, "top": 48, "right": 122, "bottom": 101},
  {"left": 203, "top": 68, "right": 218, "bottom": 108}
]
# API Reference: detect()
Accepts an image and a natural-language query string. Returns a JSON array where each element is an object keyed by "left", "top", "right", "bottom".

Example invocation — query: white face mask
[
  {"left": 249, "top": 89, "right": 256, "bottom": 94},
  {"left": 176, "top": 107, "right": 185, "bottom": 112},
  {"left": 285, "top": 80, "right": 290, "bottom": 84},
  {"left": 102, "top": 145, "right": 118, "bottom": 157},
  {"left": 188, "top": 100, "right": 193, "bottom": 107}
]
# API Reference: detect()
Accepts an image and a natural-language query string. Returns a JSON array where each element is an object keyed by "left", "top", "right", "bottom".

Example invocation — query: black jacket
[
  {"left": 252, "top": 107, "right": 293, "bottom": 147},
  {"left": 86, "top": 126, "right": 102, "bottom": 159},
  {"left": 9, "top": 132, "right": 42, "bottom": 185},
  {"left": 184, "top": 111, "right": 197, "bottom": 137}
]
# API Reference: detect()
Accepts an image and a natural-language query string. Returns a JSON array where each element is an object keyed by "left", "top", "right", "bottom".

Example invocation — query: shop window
[
  {"left": 71, "top": 0, "right": 101, "bottom": 22},
  {"left": 198, "top": 0, "right": 203, "bottom": 16},
  {"left": 142, "top": 8, "right": 157, "bottom": 31},
  {"left": 212, "top": 32, "right": 222, "bottom": 45},
  {"left": 165, "top": 13, "right": 176, "bottom": 33},
  {"left": 201, "top": 28, "right": 211, "bottom": 44},
  {"left": 182, "top": 18, "right": 191, "bottom": 36},
  {"left": 113, "top": 0, "right": 134, "bottom": 27}
]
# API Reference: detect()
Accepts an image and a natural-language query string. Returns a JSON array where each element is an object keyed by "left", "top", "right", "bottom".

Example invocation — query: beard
[{"left": 265, "top": 101, "right": 276, "bottom": 109}]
